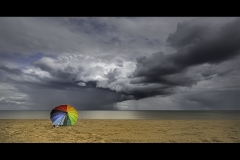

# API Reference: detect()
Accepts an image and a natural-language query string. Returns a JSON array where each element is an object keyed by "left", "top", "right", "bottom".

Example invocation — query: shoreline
[{"left": 1, "top": 119, "right": 240, "bottom": 143}]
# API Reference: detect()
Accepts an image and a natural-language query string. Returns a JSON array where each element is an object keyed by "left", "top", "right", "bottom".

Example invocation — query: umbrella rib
[{"left": 59, "top": 112, "right": 66, "bottom": 126}]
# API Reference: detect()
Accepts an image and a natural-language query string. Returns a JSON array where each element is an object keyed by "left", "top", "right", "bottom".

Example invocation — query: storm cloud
[
  {"left": 0, "top": 17, "right": 240, "bottom": 110},
  {"left": 134, "top": 18, "right": 240, "bottom": 78},
  {"left": 129, "top": 18, "right": 240, "bottom": 100}
]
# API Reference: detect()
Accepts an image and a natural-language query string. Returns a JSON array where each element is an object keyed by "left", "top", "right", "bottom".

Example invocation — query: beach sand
[{"left": 0, "top": 119, "right": 240, "bottom": 143}]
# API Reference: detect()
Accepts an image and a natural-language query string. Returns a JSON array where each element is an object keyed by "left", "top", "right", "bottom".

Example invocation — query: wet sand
[{"left": 0, "top": 119, "right": 240, "bottom": 143}]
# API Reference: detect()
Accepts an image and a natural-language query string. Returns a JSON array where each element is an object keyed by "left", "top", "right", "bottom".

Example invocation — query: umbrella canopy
[{"left": 50, "top": 104, "right": 78, "bottom": 126}]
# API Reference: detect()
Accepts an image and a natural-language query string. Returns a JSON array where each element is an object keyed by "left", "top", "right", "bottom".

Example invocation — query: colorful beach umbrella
[{"left": 50, "top": 104, "right": 78, "bottom": 126}]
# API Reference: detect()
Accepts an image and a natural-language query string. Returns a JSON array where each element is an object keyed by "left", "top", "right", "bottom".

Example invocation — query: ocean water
[{"left": 0, "top": 110, "right": 240, "bottom": 120}]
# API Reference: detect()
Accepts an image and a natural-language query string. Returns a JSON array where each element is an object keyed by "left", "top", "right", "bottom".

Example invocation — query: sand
[{"left": 0, "top": 119, "right": 240, "bottom": 143}]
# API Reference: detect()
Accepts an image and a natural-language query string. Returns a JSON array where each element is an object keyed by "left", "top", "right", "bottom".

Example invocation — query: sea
[{"left": 0, "top": 110, "right": 240, "bottom": 120}]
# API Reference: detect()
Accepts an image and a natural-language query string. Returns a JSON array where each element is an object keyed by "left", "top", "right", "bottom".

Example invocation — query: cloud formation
[
  {"left": 129, "top": 18, "right": 240, "bottom": 99},
  {"left": 1, "top": 17, "right": 240, "bottom": 110}
]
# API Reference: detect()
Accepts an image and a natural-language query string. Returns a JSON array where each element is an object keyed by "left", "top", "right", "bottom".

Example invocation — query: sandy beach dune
[{"left": 1, "top": 119, "right": 240, "bottom": 143}]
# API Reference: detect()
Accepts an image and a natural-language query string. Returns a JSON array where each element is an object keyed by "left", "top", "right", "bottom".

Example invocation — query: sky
[{"left": 0, "top": 17, "right": 240, "bottom": 110}]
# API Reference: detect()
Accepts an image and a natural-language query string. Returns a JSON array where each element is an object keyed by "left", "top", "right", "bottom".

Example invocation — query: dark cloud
[
  {"left": 119, "top": 88, "right": 240, "bottom": 110},
  {"left": 134, "top": 18, "right": 240, "bottom": 78},
  {"left": 129, "top": 18, "right": 240, "bottom": 100},
  {"left": 182, "top": 90, "right": 240, "bottom": 110},
  {"left": 0, "top": 64, "right": 99, "bottom": 91},
  {"left": 33, "top": 60, "right": 76, "bottom": 81},
  {"left": 166, "top": 19, "right": 214, "bottom": 49},
  {"left": 15, "top": 86, "right": 122, "bottom": 110},
  {"left": 0, "top": 71, "right": 126, "bottom": 110},
  {"left": 169, "top": 18, "right": 240, "bottom": 66},
  {"left": 122, "top": 89, "right": 172, "bottom": 100},
  {"left": 0, "top": 65, "right": 23, "bottom": 75}
]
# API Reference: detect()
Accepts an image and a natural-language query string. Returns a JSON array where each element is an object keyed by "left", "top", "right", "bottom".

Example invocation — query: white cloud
[
  {"left": 0, "top": 95, "right": 29, "bottom": 105},
  {"left": 77, "top": 82, "right": 86, "bottom": 86},
  {"left": 29, "top": 53, "right": 137, "bottom": 92},
  {"left": 0, "top": 97, "right": 5, "bottom": 102}
]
